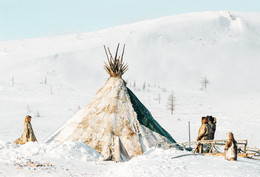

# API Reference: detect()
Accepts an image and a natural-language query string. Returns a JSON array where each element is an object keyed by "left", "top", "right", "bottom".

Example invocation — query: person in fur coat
[
  {"left": 207, "top": 116, "right": 217, "bottom": 140},
  {"left": 14, "top": 115, "right": 37, "bottom": 145},
  {"left": 197, "top": 117, "right": 210, "bottom": 141},
  {"left": 195, "top": 117, "right": 210, "bottom": 153},
  {"left": 224, "top": 132, "right": 238, "bottom": 161}
]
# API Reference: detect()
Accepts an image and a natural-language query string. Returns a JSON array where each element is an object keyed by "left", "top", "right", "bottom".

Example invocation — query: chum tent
[{"left": 45, "top": 44, "right": 180, "bottom": 162}]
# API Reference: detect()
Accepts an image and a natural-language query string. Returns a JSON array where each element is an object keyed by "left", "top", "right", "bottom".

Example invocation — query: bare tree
[
  {"left": 11, "top": 76, "right": 15, "bottom": 86},
  {"left": 167, "top": 91, "right": 176, "bottom": 115},
  {"left": 200, "top": 76, "right": 210, "bottom": 91},
  {"left": 44, "top": 76, "right": 47, "bottom": 85},
  {"left": 143, "top": 81, "right": 146, "bottom": 90},
  {"left": 133, "top": 81, "right": 136, "bottom": 88}
]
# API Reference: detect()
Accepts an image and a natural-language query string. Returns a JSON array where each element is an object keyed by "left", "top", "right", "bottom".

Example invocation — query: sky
[{"left": 0, "top": 0, "right": 259, "bottom": 41}]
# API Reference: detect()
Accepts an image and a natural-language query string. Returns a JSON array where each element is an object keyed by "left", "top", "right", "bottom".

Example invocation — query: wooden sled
[{"left": 166, "top": 140, "right": 260, "bottom": 160}]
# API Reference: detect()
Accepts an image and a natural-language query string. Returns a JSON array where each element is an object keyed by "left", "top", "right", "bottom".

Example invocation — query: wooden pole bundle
[{"left": 104, "top": 43, "right": 128, "bottom": 78}]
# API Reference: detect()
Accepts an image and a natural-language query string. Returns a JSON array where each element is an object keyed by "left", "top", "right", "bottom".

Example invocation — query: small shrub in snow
[{"left": 35, "top": 111, "right": 40, "bottom": 117}]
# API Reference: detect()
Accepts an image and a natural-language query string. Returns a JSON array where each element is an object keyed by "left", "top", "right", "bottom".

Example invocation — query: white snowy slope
[
  {"left": 0, "top": 11, "right": 260, "bottom": 91},
  {"left": 0, "top": 11, "right": 259, "bottom": 176}
]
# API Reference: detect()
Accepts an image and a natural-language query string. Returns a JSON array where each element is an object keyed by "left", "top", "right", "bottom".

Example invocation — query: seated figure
[
  {"left": 224, "top": 132, "right": 237, "bottom": 161},
  {"left": 14, "top": 115, "right": 37, "bottom": 145}
]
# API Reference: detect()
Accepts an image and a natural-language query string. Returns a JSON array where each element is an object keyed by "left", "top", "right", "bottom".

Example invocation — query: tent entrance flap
[{"left": 112, "top": 136, "right": 131, "bottom": 162}]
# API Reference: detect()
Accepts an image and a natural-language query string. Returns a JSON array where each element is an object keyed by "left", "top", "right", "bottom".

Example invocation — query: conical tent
[{"left": 45, "top": 44, "right": 180, "bottom": 162}]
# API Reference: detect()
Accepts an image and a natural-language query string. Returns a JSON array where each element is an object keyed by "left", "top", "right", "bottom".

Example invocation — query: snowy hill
[
  {"left": 1, "top": 11, "right": 260, "bottom": 91},
  {"left": 0, "top": 11, "right": 259, "bottom": 176}
]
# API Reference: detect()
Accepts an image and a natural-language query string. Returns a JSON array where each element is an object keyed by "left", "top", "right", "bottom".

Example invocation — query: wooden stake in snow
[{"left": 188, "top": 121, "right": 191, "bottom": 148}]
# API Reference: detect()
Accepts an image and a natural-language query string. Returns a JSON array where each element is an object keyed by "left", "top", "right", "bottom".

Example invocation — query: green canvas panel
[{"left": 127, "top": 88, "right": 181, "bottom": 150}]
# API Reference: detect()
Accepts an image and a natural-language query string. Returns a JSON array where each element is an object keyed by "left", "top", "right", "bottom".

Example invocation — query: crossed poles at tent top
[{"left": 104, "top": 43, "right": 128, "bottom": 78}]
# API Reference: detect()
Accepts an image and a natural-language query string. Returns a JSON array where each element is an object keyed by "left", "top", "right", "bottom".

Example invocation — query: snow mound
[
  {"left": 0, "top": 140, "right": 101, "bottom": 164},
  {"left": 0, "top": 140, "right": 102, "bottom": 176},
  {"left": 106, "top": 148, "right": 260, "bottom": 177}
]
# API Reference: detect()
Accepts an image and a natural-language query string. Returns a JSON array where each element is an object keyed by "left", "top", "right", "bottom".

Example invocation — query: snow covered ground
[{"left": 0, "top": 11, "right": 259, "bottom": 176}]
